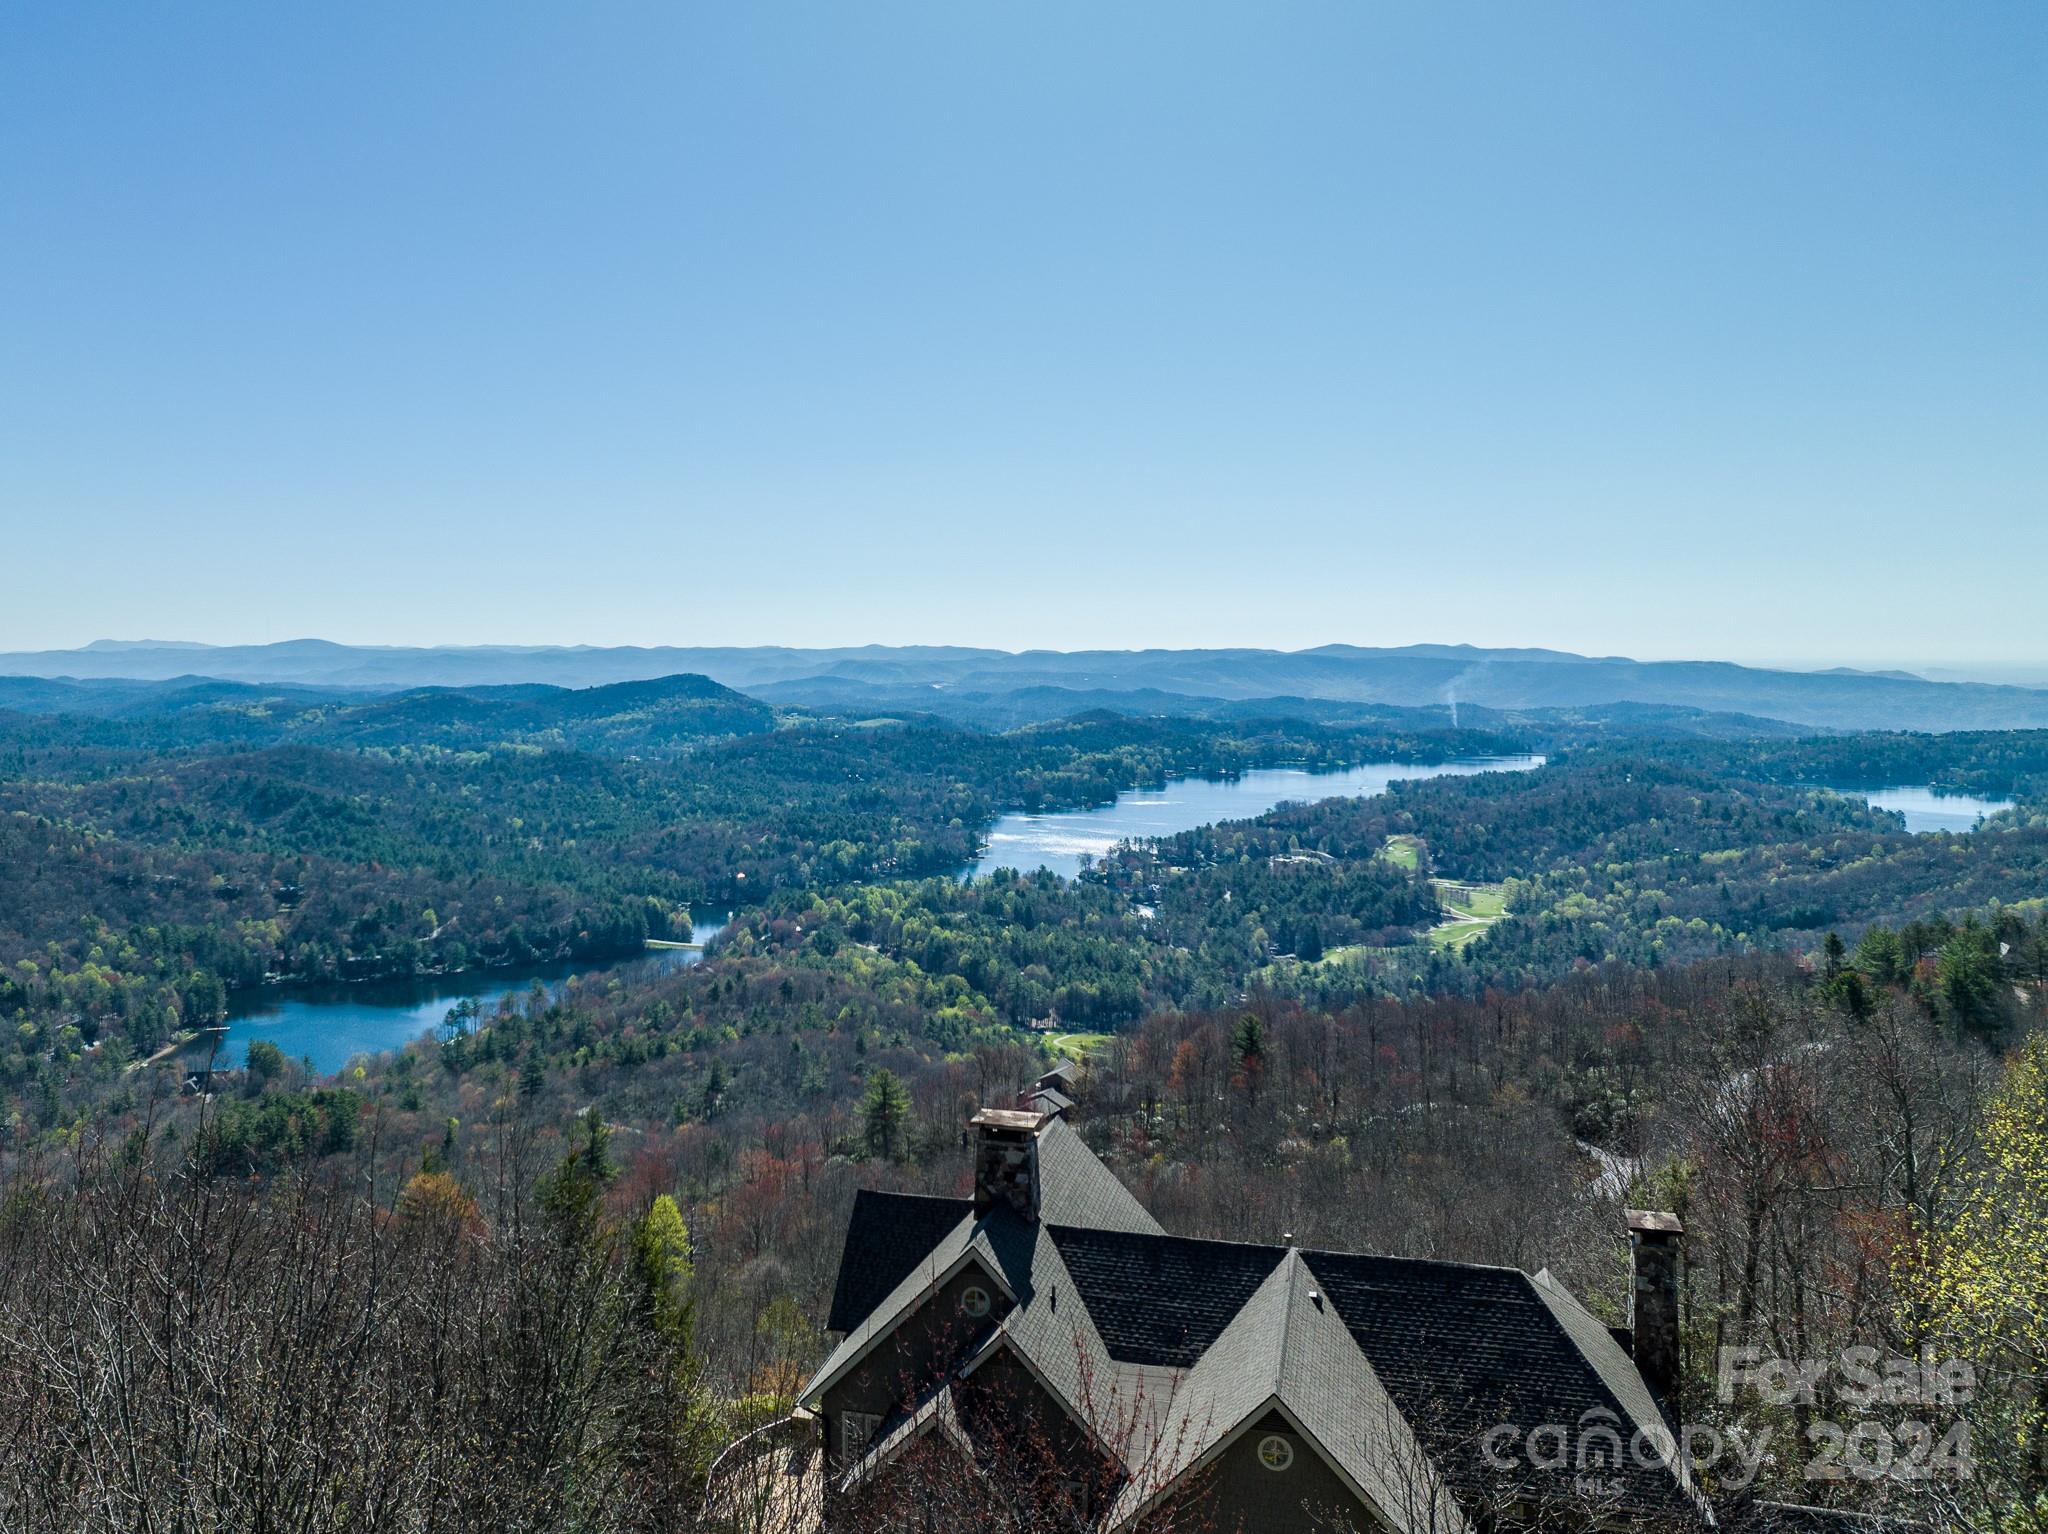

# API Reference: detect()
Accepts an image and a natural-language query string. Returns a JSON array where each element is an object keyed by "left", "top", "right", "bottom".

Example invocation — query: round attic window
[
  {"left": 961, "top": 1285, "right": 992, "bottom": 1319},
  {"left": 1257, "top": 1435, "right": 1295, "bottom": 1472}
]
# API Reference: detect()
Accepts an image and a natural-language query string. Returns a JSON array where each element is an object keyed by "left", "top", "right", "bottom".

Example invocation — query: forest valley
[{"left": 2, "top": 678, "right": 2048, "bottom": 1529}]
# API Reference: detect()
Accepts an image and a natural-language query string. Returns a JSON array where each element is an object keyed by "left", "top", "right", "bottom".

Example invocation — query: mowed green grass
[
  {"left": 1435, "top": 881, "right": 1507, "bottom": 920},
  {"left": 1426, "top": 878, "right": 1509, "bottom": 953},
  {"left": 1379, "top": 835, "right": 1423, "bottom": 870},
  {"left": 1050, "top": 1032, "right": 1115, "bottom": 1061},
  {"left": 1426, "top": 920, "right": 1491, "bottom": 953}
]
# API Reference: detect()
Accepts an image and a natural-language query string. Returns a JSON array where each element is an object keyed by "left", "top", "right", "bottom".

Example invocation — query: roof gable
[
  {"left": 799, "top": 1214, "right": 1011, "bottom": 1408},
  {"left": 1103, "top": 1250, "right": 1467, "bottom": 1534},
  {"left": 826, "top": 1190, "right": 974, "bottom": 1333}
]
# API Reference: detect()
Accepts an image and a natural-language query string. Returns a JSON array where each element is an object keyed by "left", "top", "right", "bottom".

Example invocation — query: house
[
  {"left": 791, "top": 1107, "right": 1717, "bottom": 1532},
  {"left": 1034, "top": 1059, "right": 1080, "bottom": 1093},
  {"left": 1020, "top": 1084, "right": 1076, "bottom": 1118}
]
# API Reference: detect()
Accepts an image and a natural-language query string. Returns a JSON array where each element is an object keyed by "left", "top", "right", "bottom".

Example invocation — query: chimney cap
[
  {"left": 970, "top": 1107, "right": 1050, "bottom": 1134},
  {"left": 1627, "top": 1208, "right": 1684, "bottom": 1235}
]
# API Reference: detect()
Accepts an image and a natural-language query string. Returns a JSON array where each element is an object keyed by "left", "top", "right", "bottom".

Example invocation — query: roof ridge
[
  {"left": 1045, "top": 1217, "right": 1541, "bottom": 1279},
  {"left": 1273, "top": 1247, "right": 1309, "bottom": 1395},
  {"left": 1301, "top": 1243, "right": 1533, "bottom": 1277}
]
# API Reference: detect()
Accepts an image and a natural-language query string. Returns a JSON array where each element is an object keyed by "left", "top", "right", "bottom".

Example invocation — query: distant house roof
[{"left": 1024, "top": 1086, "right": 1076, "bottom": 1115}]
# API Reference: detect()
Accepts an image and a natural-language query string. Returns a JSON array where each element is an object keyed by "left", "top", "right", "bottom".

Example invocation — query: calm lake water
[
  {"left": 1826, "top": 785, "right": 2014, "bottom": 834},
  {"left": 966, "top": 756, "right": 1546, "bottom": 882},
  {"left": 207, "top": 921, "right": 727, "bottom": 1075}
]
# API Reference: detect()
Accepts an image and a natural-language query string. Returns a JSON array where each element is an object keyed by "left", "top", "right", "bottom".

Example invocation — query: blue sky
[{"left": 3, "top": 3, "right": 2042, "bottom": 666}]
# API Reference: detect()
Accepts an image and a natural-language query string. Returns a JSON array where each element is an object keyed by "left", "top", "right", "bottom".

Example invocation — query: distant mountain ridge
[
  {"left": 0, "top": 672, "right": 775, "bottom": 755},
  {"left": 5, "top": 639, "right": 2048, "bottom": 732}
]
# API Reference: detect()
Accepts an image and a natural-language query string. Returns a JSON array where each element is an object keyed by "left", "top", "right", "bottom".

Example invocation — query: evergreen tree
[{"left": 860, "top": 1068, "right": 911, "bottom": 1161}]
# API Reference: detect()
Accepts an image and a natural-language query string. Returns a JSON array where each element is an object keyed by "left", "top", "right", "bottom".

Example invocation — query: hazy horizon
[
  {"left": 5, "top": 4, "right": 2043, "bottom": 664},
  {"left": 8, "top": 634, "right": 2048, "bottom": 690}
]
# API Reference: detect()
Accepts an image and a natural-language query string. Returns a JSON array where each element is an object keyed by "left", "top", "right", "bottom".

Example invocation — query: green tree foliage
[
  {"left": 631, "top": 1194, "right": 696, "bottom": 1354},
  {"left": 1905, "top": 1035, "right": 2048, "bottom": 1522},
  {"left": 859, "top": 1068, "right": 912, "bottom": 1161},
  {"left": 244, "top": 1038, "right": 286, "bottom": 1085}
]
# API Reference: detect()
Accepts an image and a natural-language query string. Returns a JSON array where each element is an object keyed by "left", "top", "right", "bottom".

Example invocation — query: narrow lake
[
  {"left": 206, "top": 920, "right": 727, "bottom": 1075},
  {"left": 966, "top": 756, "right": 1546, "bottom": 882},
  {"left": 1825, "top": 785, "right": 2015, "bottom": 834}
]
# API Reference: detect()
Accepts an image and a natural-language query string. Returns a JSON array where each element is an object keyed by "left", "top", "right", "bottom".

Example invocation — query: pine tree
[{"left": 860, "top": 1068, "right": 911, "bottom": 1161}]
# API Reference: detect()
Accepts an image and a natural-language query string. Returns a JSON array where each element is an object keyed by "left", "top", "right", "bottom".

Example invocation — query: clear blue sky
[{"left": 3, "top": 3, "right": 2042, "bottom": 666}]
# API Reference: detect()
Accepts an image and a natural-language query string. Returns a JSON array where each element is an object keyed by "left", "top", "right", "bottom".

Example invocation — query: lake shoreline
[{"left": 964, "top": 754, "right": 1546, "bottom": 882}]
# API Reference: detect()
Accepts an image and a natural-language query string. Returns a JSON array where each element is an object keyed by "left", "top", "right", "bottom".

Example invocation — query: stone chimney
[
  {"left": 1627, "top": 1209, "right": 1685, "bottom": 1427},
  {"left": 970, "top": 1107, "right": 1048, "bottom": 1219}
]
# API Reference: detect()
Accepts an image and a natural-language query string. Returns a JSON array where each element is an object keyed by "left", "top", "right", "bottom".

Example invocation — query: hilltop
[{"left": 7, "top": 639, "right": 2048, "bottom": 732}]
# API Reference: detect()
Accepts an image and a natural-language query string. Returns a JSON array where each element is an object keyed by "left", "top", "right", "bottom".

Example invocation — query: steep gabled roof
[
  {"left": 1103, "top": 1250, "right": 1468, "bottom": 1534},
  {"left": 834, "top": 1379, "right": 980, "bottom": 1497},
  {"left": 1306, "top": 1250, "right": 1702, "bottom": 1523},
  {"left": 810, "top": 1122, "right": 1705, "bottom": 1531},
  {"left": 1033, "top": 1116, "right": 1161, "bottom": 1234},
  {"left": 1529, "top": 1268, "right": 1706, "bottom": 1509},
  {"left": 958, "top": 1217, "right": 1146, "bottom": 1460},
  {"left": 826, "top": 1191, "right": 974, "bottom": 1333},
  {"left": 821, "top": 1121, "right": 1153, "bottom": 1342},
  {"left": 1048, "top": 1226, "right": 1287, "bottom": 1366},
  {"left": 1026, "top": 1086, "right": 1077, "bottom": 1114},
  {"left": 1047, "top": 1226, "right": 1703, "bottom": 1524},
  {"left": 798, "top": 1212, "right": 1007, "bottom": 1408}
]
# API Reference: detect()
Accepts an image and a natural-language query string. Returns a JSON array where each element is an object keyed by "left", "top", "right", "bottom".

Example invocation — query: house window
[
  {"left": 1257, "top": 1434, "right": 1295, "bottom": 1472},
  {"left": 1059, "top": 1477, "right": 1091, "bottom": 1516},
  {"left": 960, "top": 1284, "right": 992, "bottom": 1318},
  {"left": 841, "top": 1411, "right": 881, "bottom": 1461}
]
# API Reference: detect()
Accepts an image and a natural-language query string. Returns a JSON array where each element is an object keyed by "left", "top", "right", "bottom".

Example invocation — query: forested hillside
[{"left": 3, "top": 687, "right": 2047, "bottom": 1527}]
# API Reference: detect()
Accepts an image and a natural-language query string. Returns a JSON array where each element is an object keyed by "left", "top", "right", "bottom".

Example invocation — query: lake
[
  {"left": 205, "top": 920, "right": 727, "bottom": 1075},
  {"left": 965, "top": 756, "right": 1546, "bottom": 882},
  {"left": 1826, "top": 785, "right": 2015, "bottom": 834}
]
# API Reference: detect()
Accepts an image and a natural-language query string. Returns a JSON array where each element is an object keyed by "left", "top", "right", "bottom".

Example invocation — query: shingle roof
[
  {"left": 1103, "top": 1250, "right": 1467, "bottom": 1534},
  {"left": 1048, "top": 1225, "right": 1286, "bottom": 1366},
  {"left": 835, "top": 1379, "right": 978, "bottom": 1496},
  {"left": 826, "top": 1191, "right": 974, "bottom": 1333},
  {"left": 798, "top": 1211, "right": 995, "bottom": 1407},
  {"left": 1046, "top": 1227, "right": 1703, "bottom": 1523},
  {"left": 964, "top": 1219, "right": 1127, "bottom": 1445},
  {"left": 1529, "top": 1268, "right": 1706, "bottom": 1508},
  {"left": 1032, "top": 1116, "right": 1162, "bottom": 1234},
  {"left": 812, "top": 1121, "right": 1705, "bottom": 1531},
  {"left": 1305, "top": 1250, "right": 1701, "bottom": 1522},
  {"left": 803, "top": 1124, "right": 1158, "bottom": 1410}
]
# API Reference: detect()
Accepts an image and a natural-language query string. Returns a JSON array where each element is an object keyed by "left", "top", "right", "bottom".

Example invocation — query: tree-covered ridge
[
  {"left": 13, "top": 902, "right": 2043, "bottom": 1525},
  {"left": 0, "top": 706, "right": 1508, "bottom": 1115},
  {"left": 0, "top": 671, "right": 779, "bottom": 757}
]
